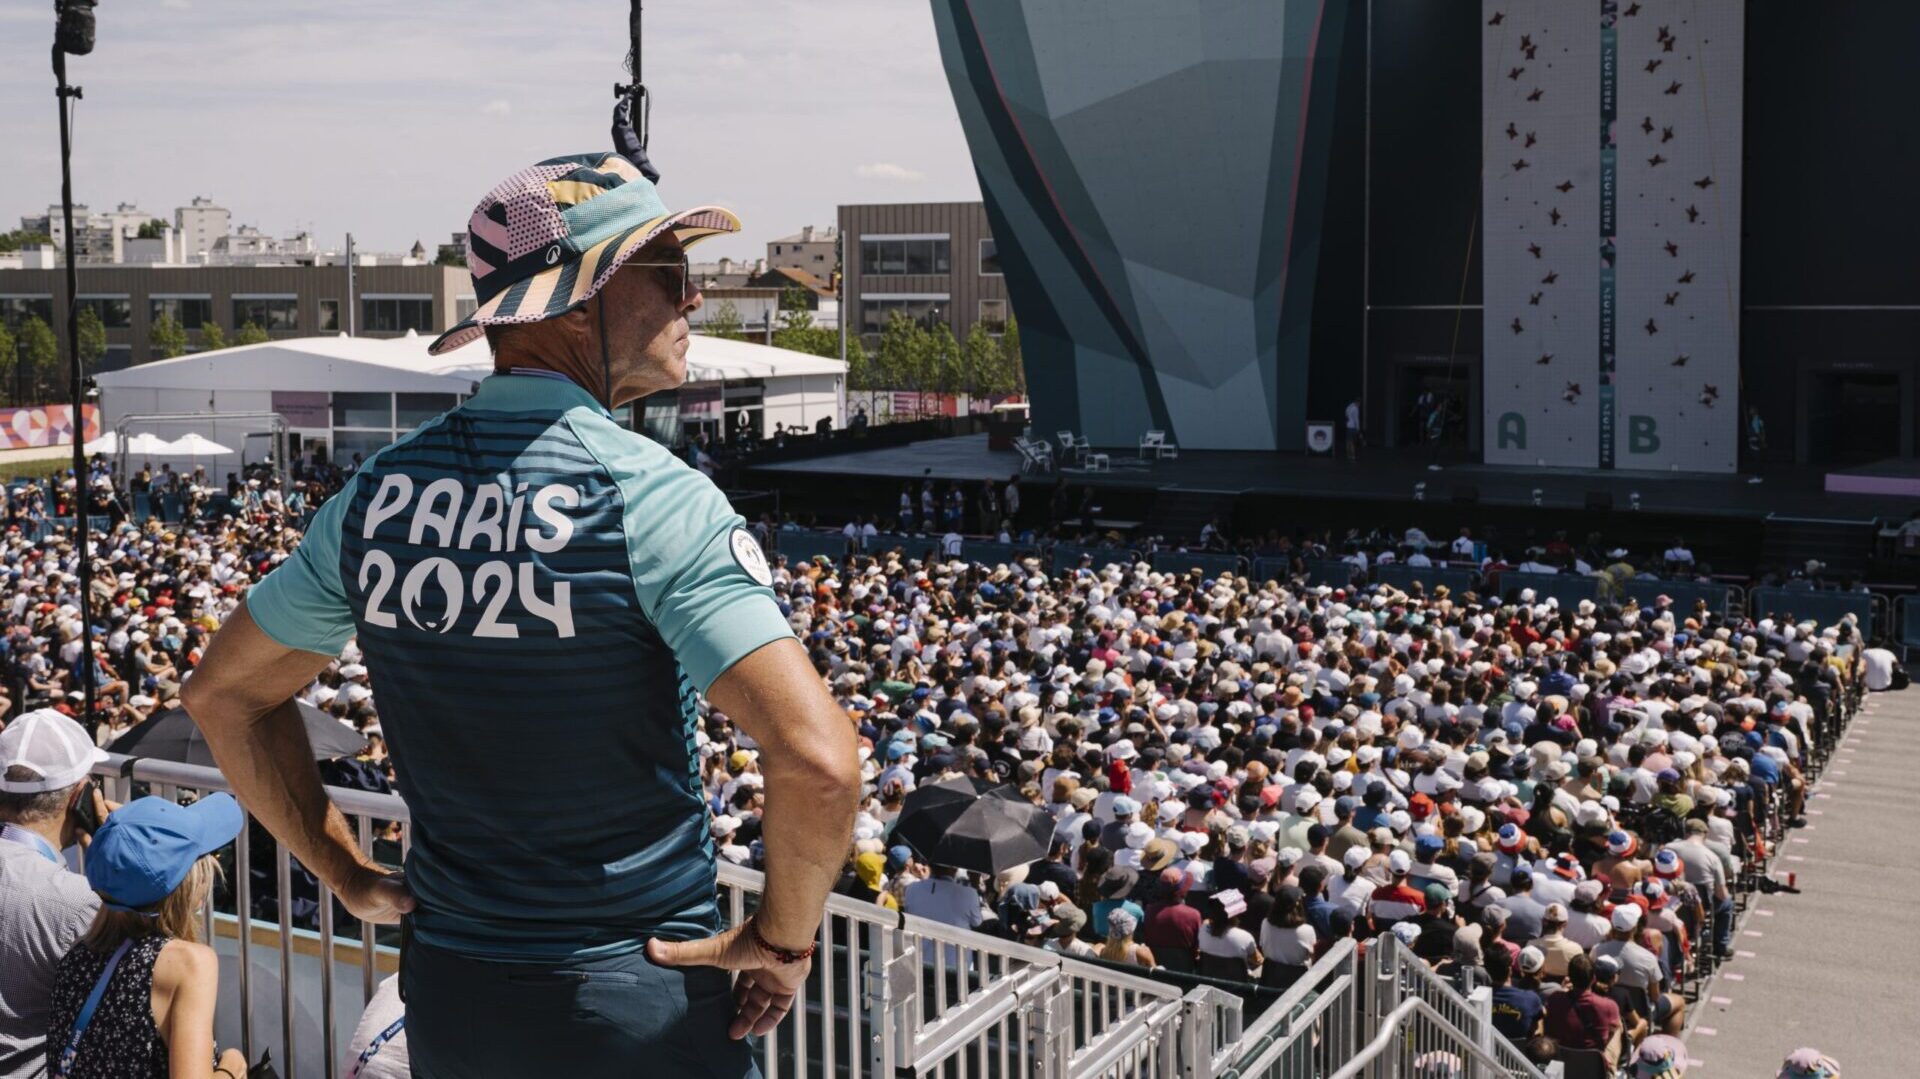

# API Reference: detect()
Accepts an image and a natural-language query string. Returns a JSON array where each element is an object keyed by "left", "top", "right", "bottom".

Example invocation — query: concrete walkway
[{"left": 1682, "top": 686, "right": 1920, "bottom": 1078}]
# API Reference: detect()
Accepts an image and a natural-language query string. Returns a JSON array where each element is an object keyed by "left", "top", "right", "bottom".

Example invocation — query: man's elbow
[{"left": 775, "top": 742, "right": 862, "bottom": 812}]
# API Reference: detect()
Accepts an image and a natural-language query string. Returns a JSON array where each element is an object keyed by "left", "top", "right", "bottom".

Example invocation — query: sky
[{"left": 0, "top": 0, "right": 982, "bottom": 263}]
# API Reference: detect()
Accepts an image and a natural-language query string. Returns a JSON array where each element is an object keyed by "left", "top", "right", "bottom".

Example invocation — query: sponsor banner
[
  {"left": 0, "top": 404, "right": 98, "bottom": 450},
  {"left": 270, "top": 391, "right": 330, "bottom": 429}
]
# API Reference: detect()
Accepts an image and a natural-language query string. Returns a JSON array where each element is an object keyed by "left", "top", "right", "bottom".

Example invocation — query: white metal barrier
[{"left": 85, "top": 754, "right": 1254, "bottom": 1078}]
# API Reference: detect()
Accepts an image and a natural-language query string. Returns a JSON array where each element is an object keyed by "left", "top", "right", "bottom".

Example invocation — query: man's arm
[
  {"left": 646, "top": 635, "right": 858, "bottom": 1040},
  {"left": 182, "top": 602, "right": 413, "bottom": 923},
  {"left": 704, "top": 636, "right": 860, "bottom": 948}
]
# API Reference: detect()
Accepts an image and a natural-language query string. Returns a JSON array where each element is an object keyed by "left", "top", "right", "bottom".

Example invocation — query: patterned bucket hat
[{"left": 428, "top": 151, "right": 739, "bottom": 355}]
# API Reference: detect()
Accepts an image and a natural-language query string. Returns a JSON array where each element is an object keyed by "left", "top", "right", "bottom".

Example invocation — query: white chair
[
  {"left": 1014, "top": 437, "right": 1054, "bottom": 474},
  {"left": 1057, "top": 431, "right": 1090, "bottom": 464},
  {"left": 1139, "top": 429, "right": 1179, "bottom": 460},
  {"left": 1085, "top": 452, "right": 1110, "bottom": 472}
]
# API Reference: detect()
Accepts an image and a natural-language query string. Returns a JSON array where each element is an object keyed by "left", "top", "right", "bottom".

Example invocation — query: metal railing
[
  {"left": 84, "top": 753, "right": 1253, "bottom": 1079},
  {"left": 1212, "top": 941, "right": 1362, "bottom": 1079},
  {"left": 1328, "top": 997, "right": 1520, "bottom": 1079}
]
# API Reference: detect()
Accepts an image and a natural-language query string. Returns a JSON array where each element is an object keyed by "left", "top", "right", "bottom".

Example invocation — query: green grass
[{"left": 4, "top": 454, "right": 77, "bottom": 485}]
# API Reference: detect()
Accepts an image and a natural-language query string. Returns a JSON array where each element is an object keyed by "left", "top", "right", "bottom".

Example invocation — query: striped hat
[{"left": 429, "top": 151, "right": 739, "bottom": 355}]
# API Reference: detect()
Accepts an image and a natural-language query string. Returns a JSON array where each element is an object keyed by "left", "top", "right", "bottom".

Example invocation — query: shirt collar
[
  {"left": 472, "top": 369, "right": 613, "bottom": 419},
  {"left": 1, "top": 822, "right": 63, "bottom": 865}
]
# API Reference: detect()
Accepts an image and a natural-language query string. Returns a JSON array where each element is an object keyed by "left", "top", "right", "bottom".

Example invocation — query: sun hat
[
  {"left": 86, "top": 794, "right": 244, "bottom": 912},
  {"left": 1635, "top": 1034, "right": 1687, "bottom": 1077},
  {"left": 1778, "top": 1049, "right": 1841, "bottom": 1079},
  {"left": 429, "top": 151, "right": 740, "bottom": 355}
]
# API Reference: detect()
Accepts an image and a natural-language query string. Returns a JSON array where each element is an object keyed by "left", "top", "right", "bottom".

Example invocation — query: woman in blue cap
[{"left": 44, "top": 793, "right": 246, "bottom": 1079}]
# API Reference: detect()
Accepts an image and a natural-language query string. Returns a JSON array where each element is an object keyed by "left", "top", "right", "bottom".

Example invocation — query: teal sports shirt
[{"left": 248, "top": 372, "right": 791, "bottom": 959}]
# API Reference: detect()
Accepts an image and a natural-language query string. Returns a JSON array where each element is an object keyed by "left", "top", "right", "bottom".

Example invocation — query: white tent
[{"left": 95, "top": 331, "right": 846, "bottom": 454}]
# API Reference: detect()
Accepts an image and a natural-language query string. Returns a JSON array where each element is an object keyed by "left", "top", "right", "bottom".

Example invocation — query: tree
[
  {"left": 149, "top": 313, "right": 188, "bottom": 360},
  {"left": 434, "top": 246, "right": 465, "bottom": 267},
  {"left": 75, "top": 306, "right": 106, "bottom": 373},
  {"left": 927, "top": 323, "right": 962, "bottom": 396},
  {"left": 963, "top": 321, "right": 1005, "bottom": 397},
  {"left": 844, "top": 332, "right": 875, "bottom": 392},
  {"left": 234, "top": 321, "right": 270, "bottom": 346},
  {"left": 199, "top": 319, "right": 228, "bottom": 353},
  {"left": 769, "top": 286, "right": 840, "bottom": 358},
  {"left": 0, "top": 230, "right": 51, "bottom": 253},
  {"left": 136, "top": 218, "right": 168, "bottom": 240},
  {"left": 1000, "top": 314, "right": 1026, "bottom": 395},
  {"left": 19, "top": 316, "right": 58, "bottom": 401},
  {"left": 0, "top": 321, "right": 14, "bottom": 404},
  {"left": 874, "top": 311, "right": 920, "bottom": 397},
  {"left": 704, "top": 299, "right": 744, "bottom": 341}
]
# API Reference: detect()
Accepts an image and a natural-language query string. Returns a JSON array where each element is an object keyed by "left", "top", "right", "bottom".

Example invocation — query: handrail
[{"left": 1326, "top": 997, "right": 1500, "bottom": 1079}]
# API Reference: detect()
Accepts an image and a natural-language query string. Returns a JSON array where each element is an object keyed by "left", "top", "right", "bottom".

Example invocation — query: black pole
[{"left": 53, "top": 43, "right": 95, "bottom": 720}]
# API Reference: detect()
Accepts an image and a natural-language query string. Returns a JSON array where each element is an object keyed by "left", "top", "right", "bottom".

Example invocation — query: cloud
[
  {"left": 480, "top": 99, "right": 512, "bottom": 116},
  {"left": 161, "top": 0, "right": 192, "bottom": 9},
  {"left": 856, "top": 162, "right": 925, "bottom": 182},
  {"left": 712, "top": 51, "right": 747, "bottom": 70}
]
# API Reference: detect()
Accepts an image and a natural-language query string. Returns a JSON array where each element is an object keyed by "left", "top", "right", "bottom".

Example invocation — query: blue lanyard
[
  {"left": 349, "top": 1015, "right": 406, "bottom": 1076},
  {"left": 0, "top": 823, "right": 62, "bottom": 865},
  {"left": 53, "top": 939, "right": 133, "bottom": 1079}
]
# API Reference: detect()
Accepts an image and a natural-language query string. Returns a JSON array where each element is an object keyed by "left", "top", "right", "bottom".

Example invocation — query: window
[
  {"left": 77, "top": 296, "right": 132, "bottom": 329},
  {"left": 860, "top": 236, "right": 949, "bottom": 276},
  {"left": 979, "top": 238, "right": 1002, "bottom": 276},
  {"left": 361, "top": 296, "right": 435, "bottom": 333},
  {"left": 0, "top": 296, "right": 54, "bottom": 330},
  {"left": 861, "top": 296, "right": 949, "bottom": 335},
  {"left": 150, "top": 297, "right": 212, "bottom": 330},
  {"left": 232, "top": 296, "right": 299, "bottom": 331},
  {"left": 99, "top": 345, "right": 133, "bottom": 371},
  {"left": 332, "top": 392, "right": 392, "bottom": 429},
  {"left": 395, "top": 393, "right": 458, "bottom": 428},
  {"left": 454, "top": 296, "right": 478, "bottom": 321},
  {"left": 331, "top": 429, "right": 391, "bottom": 466},
  {"left": 978, "top": 299, "right": 1008, "bottom": 334},
  {"left": 318, "top": 299, "right": 340, "bottom": 333},
  {"left": 773, "top": 245, "right": 782, "bottom": 255}
]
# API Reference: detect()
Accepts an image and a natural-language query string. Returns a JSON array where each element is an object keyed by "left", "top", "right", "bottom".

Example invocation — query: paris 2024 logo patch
[{"left": 729, "top": 527, "right": 772, "bottom": 586}]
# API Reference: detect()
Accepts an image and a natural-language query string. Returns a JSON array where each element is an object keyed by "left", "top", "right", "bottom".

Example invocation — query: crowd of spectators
[
  {"left": 714, "top": 547, "right": 1889, "bottom": 1076},
  {"left": 1, "top": 457, "right": 1895, "bottom": 1076}
]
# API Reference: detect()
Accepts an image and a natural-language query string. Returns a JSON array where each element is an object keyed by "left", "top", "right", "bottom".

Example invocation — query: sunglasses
[{"left": 626, "top": 251, "right": 692, "bottom": 305}]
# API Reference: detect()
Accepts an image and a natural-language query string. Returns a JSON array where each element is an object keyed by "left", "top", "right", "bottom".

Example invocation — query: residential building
[
  {"left": 0, "top": 263, "right": 471, "bottom": 371},
  {"left": 837, "top": 201, "right": 1007, "bottom": 351},
  {"left": 767, "top": 225, "right": 838, "bottom": 282},
  {"left": 687, "top": 266, "right": 839, "bottom": 337},
  {"left": 174, "top": 197, "right": 230, "bottom": 262}
]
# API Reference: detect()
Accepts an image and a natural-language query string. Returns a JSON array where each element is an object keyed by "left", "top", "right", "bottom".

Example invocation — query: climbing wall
[
  {"left": 1612, "top": 1, "right": 1743, "bottom": 471},
  {"left": 1482, "top": 0, "right": 1743, "bottom": 471},
  {"left": 1482, "top": 1, "right": 1601, "bottom": 468}
]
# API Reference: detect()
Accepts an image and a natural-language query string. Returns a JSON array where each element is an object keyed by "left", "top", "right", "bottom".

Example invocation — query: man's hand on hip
[
  {"left": 336, "top": 865, "right": 417, "bottom": 925},
  {"left": 646, "top": 922, "right": 811, "bottom": 1040}
]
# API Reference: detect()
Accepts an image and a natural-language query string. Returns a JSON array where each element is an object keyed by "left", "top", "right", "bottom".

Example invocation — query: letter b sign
[{"left": 1628, "top": 415, "right": 1660, "bottom": 454}]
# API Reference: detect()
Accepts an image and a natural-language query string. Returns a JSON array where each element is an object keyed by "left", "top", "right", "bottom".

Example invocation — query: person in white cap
[{"left": 0, "top": 709, "right": 112, "bottom": 1075}]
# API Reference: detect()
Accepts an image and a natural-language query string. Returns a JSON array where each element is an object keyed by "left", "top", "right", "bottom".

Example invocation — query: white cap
[
  {"left": 1343, "top": 845, "right": 1371, "bottom": 869},
  {"left": 1610, "top": 904, "right": 1643, "bottom": 932},
  {"left": 0, "top": 709, "right": 108, "bottom": 793},
  {"left": 1388, "top": 849, "right": 1412, "bottom": 874}
]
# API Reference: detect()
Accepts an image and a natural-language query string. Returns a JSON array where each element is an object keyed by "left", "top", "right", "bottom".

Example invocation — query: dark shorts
[{"left": 401, "top": 937, "right": 759, "bottom": 1079}]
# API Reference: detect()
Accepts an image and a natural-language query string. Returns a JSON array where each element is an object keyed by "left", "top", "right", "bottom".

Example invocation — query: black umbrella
[
  {"left": 891, "top": 775, "right": 1055, "bottom": 876},
  {"left": 110, "top": 702, "right": 368, "bottom": 767}
]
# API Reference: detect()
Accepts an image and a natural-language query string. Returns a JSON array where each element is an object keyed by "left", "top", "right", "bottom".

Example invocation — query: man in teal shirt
[{"left": 186, "top": 153, "right": 859, "bottom": 1078}]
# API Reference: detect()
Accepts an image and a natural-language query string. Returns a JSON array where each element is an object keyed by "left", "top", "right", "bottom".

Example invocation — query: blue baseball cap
[
  {"left": 86, "top": 793, "right": 244, "bottom": 912},
  {"left": 1111, "top": 796, "right": 1141, "bottom": 817},
  {"left": 1414, "top": 834, "right": 1445, "bottom": 856}
]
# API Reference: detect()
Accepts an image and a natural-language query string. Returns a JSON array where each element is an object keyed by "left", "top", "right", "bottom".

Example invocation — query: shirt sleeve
[
  {"left": 573, "top": 414, "right": 793, "bottom": 694},
  {"left": 246, "top": 485, "right": 356, "bottom": 656}
]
